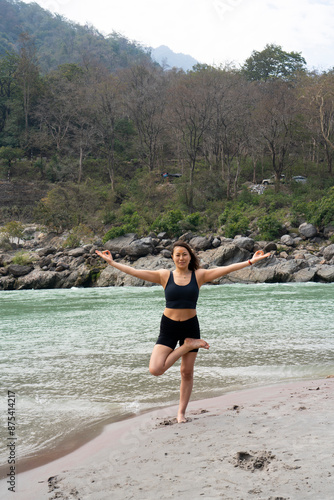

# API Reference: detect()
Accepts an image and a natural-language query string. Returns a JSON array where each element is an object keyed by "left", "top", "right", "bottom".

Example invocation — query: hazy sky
[{"left": 22, "top": 0, "right": 334, "bottom": 70}]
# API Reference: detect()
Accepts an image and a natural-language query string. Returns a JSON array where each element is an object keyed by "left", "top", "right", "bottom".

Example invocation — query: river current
[{"left": 1, "top": 282, "right": 334, "bottom": 466}]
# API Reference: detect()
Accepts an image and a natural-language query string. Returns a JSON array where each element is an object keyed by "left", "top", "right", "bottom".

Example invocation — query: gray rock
[
  {"left": 323, "top": 244, "right": 334, "bottom": 261},
  {"left": 293, "top": 268, "right": 317, "bottom": 282},
  {"left": 104, "top": 233, "right": 137, "bottom": 253},
  {"left": 16, "top": 269, "right": 57, "bottom": 289},
  {"left": 263, "top": 242, "right": 277, "bottom": 252},
  {"left": 37, "top": 247, "right": 57, "bottom": 257},
  {"left": 324, "top": 224, "right": 334, "bottom": 238},
  {"left": 299, "top": 223, "right": 317, "bottom": 239},
  {"left": 161, "top": 249, "right": 172, "bottom": 259},
  {"left": 68, "top": 247, "right": 86, "bottom": 257},
  {"left": 189, "top": 236, "right": 212, "bottom": 251},
  {"left": 212, "top": 237, "right": 221, "bottom": 248},
  {"left": 280, "top": 235, "right": 295, "bottom": 246},
  {"left": 211, "top": 243, "right": 250, "bottom": 267},
  {"left": 0, "top": 276, "right": 16, "bottom": 290},
  {"left": 316, "top": 265, "right": 334, "bottom": 282},
  {"left": 121, "top": 238, "right": 155, "bottom": 258},
  {"left": 0, "top": 253, "right": 12, "bottom": 266},
  {"left": 7, "top": 264, "right": 33, "bottom": 277},
  {"left": 234, "top": 237, "right": 255, "bottom": 252}
]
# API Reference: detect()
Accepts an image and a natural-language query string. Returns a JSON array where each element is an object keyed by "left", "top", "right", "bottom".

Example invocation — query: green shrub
[
  {"left": 257, "top": 214, "right": 283, "bottom": 240},
  {"left": 64, "top": 224, "right": 94, "bottom": 248},
  {"left": 12, "top": 251, "right": 33, "bottom": 266},
  {"left": 224, "top": 216, "right": 250, "bottom": 238},
  {"left": 309, "top": 187, "right": 334, "bottom": 228},
  {"left": 152, "top": 209, "right": 184, "bottom": 237}
]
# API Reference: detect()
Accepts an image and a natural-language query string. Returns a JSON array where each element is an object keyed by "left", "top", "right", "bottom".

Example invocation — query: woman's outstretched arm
[
  {"left": 196, "top": 250, "right": 271, "bottom": 286},
  {"left": 95, "top": 250, "right": 168, "bottom": 285}
]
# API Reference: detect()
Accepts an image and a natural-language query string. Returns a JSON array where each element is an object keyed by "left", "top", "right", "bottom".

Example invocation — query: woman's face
[{"left": 172, "top": 246, "right": 191, "bottom": 270}]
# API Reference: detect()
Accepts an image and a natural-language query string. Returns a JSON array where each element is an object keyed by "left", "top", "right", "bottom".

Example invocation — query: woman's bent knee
[{"left": 149, "top": 365, "right": 165, "bottom": 376}]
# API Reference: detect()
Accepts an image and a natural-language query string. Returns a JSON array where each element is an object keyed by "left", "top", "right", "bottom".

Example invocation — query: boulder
[
  {"left": 293, "top": 268, "right": 317, "bottom": 282},
  {"left": 323, "top": 244, "right": 334, "bottom": 261},
  {"left": 37, "top": 246, "right": 57, "bottom": 257},
  {"left": 0, "top": 253, "right": 12, "bottom": 266},
  {"left": 280, "top": 235, "right": 295, "bottom": 247},
  {"left": 68, "top": 247, "right": 86, "bottom": 257},
  {"left": 16, "top": 269, "right": 58, "bottom": 289},
  {"left": 316, "top": 265, "right": 334, "bottom": 282},
  {"left": 263, "top": 242, "right": 277, "bottom": 252},
  {"left": 324, "top": 224, "right": 334, "bottom": 238},
  {"left": 0, "top": 276, "right": 16, "bottom": 290},
  {"left": 7, "top": 264, "right": 33, "bottom": 277},
  {"left": 121, "top": 238, "right": 155, "bottom": 258},
  {"left": 299, "top": 223, "right": 317, "bottom": 239},
  {"left": 234, "top": 236, "right": 255, "bottom": 252},
  {"left": 212, "top": 237, "right": 221, "bottom": 248},
  {"left": 210, "top": 243, "right": 250, "bottom": 267},
  {"left": 104, "top": 233, "right": 138, "bottom": 253},
  {"left": 189, "top": 236, "right": 212, "bottom": 251}
]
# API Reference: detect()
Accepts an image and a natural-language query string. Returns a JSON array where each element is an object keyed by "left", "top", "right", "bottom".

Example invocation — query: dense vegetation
[{"left": 0, "top": 0, "right": 334, "bottom": 244}]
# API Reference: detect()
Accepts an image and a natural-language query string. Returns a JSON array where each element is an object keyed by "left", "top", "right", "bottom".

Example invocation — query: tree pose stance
[{"left": 96, "top": 241, "right": 270, "bottom": 423}]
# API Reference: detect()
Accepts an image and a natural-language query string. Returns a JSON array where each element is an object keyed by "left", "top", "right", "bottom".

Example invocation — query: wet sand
[{"left": 1, "top": 378, "right": 333, "bottom": 500}]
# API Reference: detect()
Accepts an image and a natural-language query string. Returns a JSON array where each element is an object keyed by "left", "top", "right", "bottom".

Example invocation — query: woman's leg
[
  {"left": 177, "top": 351, "right": 197, "bottom": 423},
  {"left": 149, "top": 339, "right": 208, "bottom": 377}
]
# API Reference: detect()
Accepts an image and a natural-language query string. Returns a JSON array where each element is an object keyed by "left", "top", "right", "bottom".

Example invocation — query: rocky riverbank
[{"left": 1, "top": 223, "right": 334, "bottom": 290}]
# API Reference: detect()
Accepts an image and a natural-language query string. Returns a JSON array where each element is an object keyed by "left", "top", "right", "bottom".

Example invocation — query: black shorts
[{"left": 156, "top": 314, "right": 200, "bottom": 352}]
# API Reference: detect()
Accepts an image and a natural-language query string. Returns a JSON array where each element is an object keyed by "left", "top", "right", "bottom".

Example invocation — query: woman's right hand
[{"left": 95, "top": 250, "right": 113, "bottom": 264}]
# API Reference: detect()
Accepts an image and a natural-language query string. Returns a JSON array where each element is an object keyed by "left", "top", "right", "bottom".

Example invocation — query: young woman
[{"left": 96, "top": 241, "right": 270, "bottom": 423}]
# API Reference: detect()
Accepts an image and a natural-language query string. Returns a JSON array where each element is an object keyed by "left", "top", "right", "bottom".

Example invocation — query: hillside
[{"left": 0, "top": 0, "right": 152, "bottom": 72}]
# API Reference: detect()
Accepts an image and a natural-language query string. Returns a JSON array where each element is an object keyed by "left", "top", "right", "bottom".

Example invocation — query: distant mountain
[{"left": 151, "top": 45, "right": 198, "bottom": 72}]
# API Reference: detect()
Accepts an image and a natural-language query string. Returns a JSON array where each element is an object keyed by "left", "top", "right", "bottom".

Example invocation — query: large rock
[
  {"left": 316, "top": 265, "right": 334, "bottom": 282},
  {"left": 189, "top": 236, "right": 212, "bottom": 251},
  {"left": 16, "top": 269, "right": 57, "bottom": 289},
  {"left": 234, "top": 237, "right": 255, "bottom": 252},
  {"left": 209, "top": 243, "right": 250, "bottom": 267},
  {"left": 280, "top": 235, "right": 295, "bottom": 247},
  {"left": 293, "top": 268, "right": 317, "bottom": 282},
  {"left": 37, "top": 246, "right": 57, "bottom": 257},
  {"left": 299, "top": 223, "right": 317, "bottom": 239},
  {"left": 7, "top": 264, "right": 33, "bottom": 277},
  {"left": 68, "top": 247, "right": 86, "bottom": 257},
  {"left": 104, "top": 233, "right": 137, "bottom": 253},
  {"left": 0, "top": 253, "right": 12, "bottom": 266},
  {"left": 121, "top": 237, "right": 155, "bottom": 258},
  {"left": 323, "top": 244, "right": 334, "bottom": 261}
]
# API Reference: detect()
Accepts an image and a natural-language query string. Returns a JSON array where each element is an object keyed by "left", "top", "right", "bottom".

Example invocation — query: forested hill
[{"left": 0, "top": 0, "right": 152, "bottom": 73}]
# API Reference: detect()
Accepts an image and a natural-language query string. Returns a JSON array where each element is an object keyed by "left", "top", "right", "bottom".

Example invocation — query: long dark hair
[{"left": 172, "top": 240, "right": 200, "bottom": 271}]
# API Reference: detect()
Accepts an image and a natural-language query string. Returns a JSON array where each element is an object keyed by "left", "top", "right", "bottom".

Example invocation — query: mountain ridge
[{"left": 151, "top": 45, "right": 198, "bottom": 71}]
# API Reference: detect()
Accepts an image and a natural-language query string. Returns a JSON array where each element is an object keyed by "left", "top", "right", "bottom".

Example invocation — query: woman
[{"left": 96, "top": 241, "right": 270, "bottom": 423}]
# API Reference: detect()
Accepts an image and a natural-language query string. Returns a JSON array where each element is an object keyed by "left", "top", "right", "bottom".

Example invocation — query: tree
[
  {"left": 0, "top": 146, "right": 23, "bottom": 180},
  {"left": 125, "top": 64, "right": 168, "bottom": 172},
  {"left": 252, "top": 80, "right": 301, "bottom": 189},
  {"left": 242, "top": 43, "right": 306, "bottom": 82},
  {"left": 16, "top": 33, "right": 41, "bottom": 137},
  {"left": 168, "top": 68, "right": 216, "bottom": 210}
]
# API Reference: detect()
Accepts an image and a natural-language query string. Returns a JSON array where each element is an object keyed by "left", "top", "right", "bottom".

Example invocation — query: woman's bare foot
[
  {"left": 184, "top": 338, "right": 210, "bottom": 350},
  {"left": 177, "top": 412, "right": 192, "bottom": 423}
]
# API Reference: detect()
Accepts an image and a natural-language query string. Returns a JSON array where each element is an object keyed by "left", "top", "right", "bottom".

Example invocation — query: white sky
[{"left": 21, "top": 0, "right": 334, "bottom": 70}]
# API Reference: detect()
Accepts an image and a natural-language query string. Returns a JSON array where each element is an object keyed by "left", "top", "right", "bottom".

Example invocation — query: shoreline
[{"left": 1, "top": 377, "right": 333, "bottom": 499}]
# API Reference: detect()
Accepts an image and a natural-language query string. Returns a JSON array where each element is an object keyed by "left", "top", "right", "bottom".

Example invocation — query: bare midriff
[{"left": 163, "top": 308, "right": 197, "bottom": 322}]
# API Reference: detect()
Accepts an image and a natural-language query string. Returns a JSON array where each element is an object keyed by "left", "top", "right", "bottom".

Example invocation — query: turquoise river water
[{"left": 1, "top": 282, "right": 334, "bottom": 468}]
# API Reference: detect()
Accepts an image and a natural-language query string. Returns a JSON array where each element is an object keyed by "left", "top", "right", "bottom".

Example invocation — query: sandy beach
[{"left": 1, "top": 378, "right": 333, "bottom": 500}]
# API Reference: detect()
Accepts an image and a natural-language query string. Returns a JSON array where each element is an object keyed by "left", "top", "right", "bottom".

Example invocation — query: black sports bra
[{"left": 164, "top": 271, "right": 199, "bottom": 309}]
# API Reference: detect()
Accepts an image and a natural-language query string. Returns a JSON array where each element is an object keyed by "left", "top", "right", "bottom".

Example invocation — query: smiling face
[{"left": 172, "top": 246, "right": 191, "bottom": 271}]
